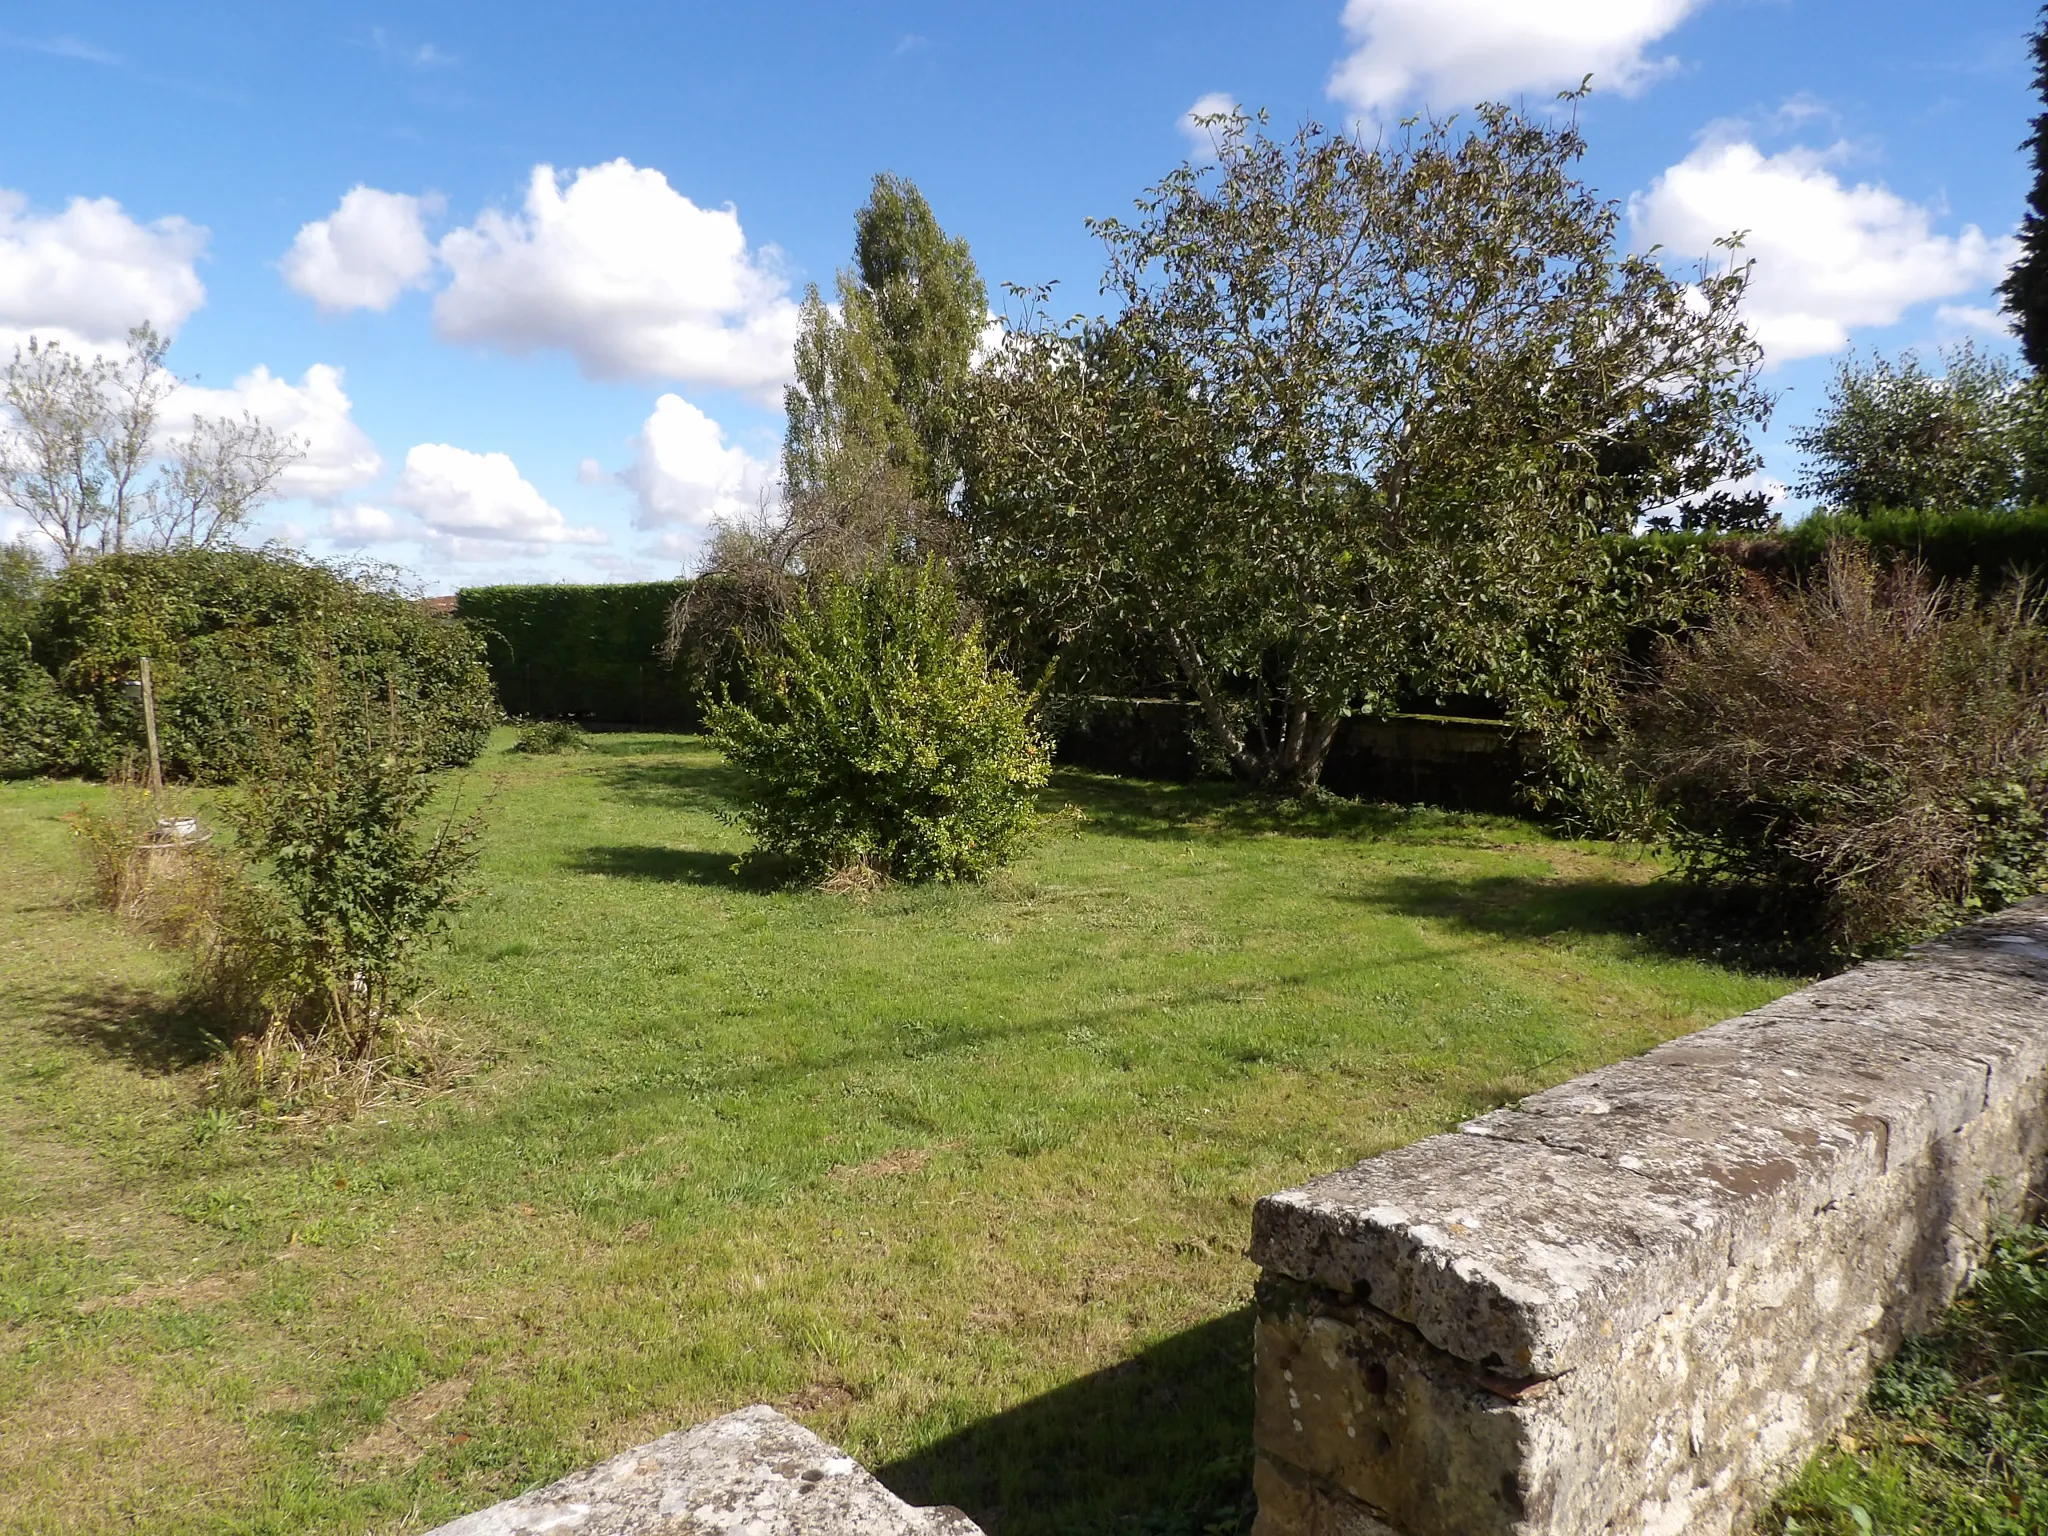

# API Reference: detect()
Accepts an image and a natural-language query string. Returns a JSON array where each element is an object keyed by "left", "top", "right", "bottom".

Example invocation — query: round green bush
[{"left": 707, "top": 560, "right": 1050, "bottom": 884}]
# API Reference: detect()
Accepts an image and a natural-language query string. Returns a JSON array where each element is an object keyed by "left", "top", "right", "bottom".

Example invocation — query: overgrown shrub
[
  {"left": 707, "top": 559, "right": 1050, "bottom": 885},
  {"left": 1622, "top": 547, "right": 2048, "bottom": 959},
  {"left": 68, "top": 651, "right": 487, "bottom": 1115},
  {"left": 11, "top": 547, "right": 497, "bottom": 781},
  {"left": 227, "top": 651, "right": 487, "bottom": 1051}
]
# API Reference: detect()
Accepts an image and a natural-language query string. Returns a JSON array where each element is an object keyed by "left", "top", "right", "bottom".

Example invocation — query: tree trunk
[{"left": 1163, "top": 627, "right": 1344, "bottom": 797}]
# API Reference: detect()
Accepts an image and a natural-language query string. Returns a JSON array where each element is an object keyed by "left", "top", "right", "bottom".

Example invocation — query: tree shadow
[
  {"left": 1053, "top": 769, "right": 1505, "bottom": 846},
  {"left": 1365, "top": 869, "right": 1814, "bottom": 975},
  {"left": 23, "top": 980, "right": 233, "bottom": 1075},
  {"left": 566, "top": 843, "right": 790, "bottom": 891},
  {"left": 591, "top": 752, "right": 748, "bottom": 817},
  {"left": 875, "top": 1308, "right": 1255, "bottom": 1536}
]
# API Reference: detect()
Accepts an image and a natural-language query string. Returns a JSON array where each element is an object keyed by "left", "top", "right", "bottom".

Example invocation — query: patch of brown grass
[{"left": 341, "top": 1375, "right": 475, "bottom": 1468}]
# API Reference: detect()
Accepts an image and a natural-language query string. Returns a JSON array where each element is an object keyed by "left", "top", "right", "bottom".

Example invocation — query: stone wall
[
  {"left": 1249, "top": 901, "right": 2048, "bottom": 1536},
  {"left": 425, "top": 1405, "right": 984, "bottom": 1536}
]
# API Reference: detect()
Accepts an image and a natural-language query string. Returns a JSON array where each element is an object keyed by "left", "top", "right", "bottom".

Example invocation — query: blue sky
[{"left": 0, "top": 1, "right": 2038, "bottom": 590}]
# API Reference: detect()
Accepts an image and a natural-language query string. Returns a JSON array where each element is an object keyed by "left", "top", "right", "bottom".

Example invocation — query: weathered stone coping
[
  {"left": 1249, "top": 901, "right": 2048, "bottom": 1535},
  {"left": 425, "top": 1405, "right": 984, "bottom": 1535}
]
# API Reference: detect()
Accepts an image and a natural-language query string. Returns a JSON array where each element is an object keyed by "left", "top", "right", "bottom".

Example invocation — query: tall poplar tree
[
  {"left": 783, "top": 174, "right": 987, "bottom": 510},
  {"left": 2002, "top": 7, "right": 2048, "bottom": 370}
]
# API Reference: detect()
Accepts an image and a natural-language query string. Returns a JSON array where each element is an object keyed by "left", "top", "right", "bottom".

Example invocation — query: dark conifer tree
[{"left": 2001, "top": 8, "right": 2048, "bottom": 370}]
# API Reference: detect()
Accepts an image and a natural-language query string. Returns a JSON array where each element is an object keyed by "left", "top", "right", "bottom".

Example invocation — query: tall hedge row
[
  {"left": 454, "top": 581, "right": 695, "bottom": 727},
  {"left": 1627, "top": 505, "right": 2048, "bottom": 588}
]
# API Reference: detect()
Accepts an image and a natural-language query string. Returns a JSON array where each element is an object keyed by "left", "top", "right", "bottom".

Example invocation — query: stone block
[
  {"left": 425, "top": 1404, "right": 984, "bottom": 1536},
  {"left": 1250, "top": 903, "right": 2048, "bottom": 1536}
]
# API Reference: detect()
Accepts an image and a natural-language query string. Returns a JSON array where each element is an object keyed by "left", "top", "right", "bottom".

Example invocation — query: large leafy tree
[
  {"left": 1792, "top": 343, "right": 2034, "bottom": 513},
  {"left": 2003, "top": 7, "right": 2048, "bottom": 370},
  {"left": 963, "top": 105, "right": 1765, "bottom": 794},
  {"left": 783, "top": 173, "right": 988, "bottom": 511}
]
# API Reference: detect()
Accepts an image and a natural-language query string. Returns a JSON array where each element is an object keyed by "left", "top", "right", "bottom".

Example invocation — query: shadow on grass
[
  {"left": 877, "top": 1308, "right": 1255, "bottom": 1536},
  {"left": 1366, "top": 870, "right": 1815, "bottom": 976},
  {"left": 1052, "top": 769, "right": 1517, "bottom": 845},
  {"left": 589, "top": 750, "right": 748, "bottom": 818},
  {"left": 567, "top": 843, "right": 793, "bottom": 892},
  {"left": 21, "top": 980, "right": 232, "bottom": 1074}
]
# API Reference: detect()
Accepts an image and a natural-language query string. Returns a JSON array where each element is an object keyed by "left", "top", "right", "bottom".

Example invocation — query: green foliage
[
  {"left": 2002, "top": 9, "right": 2048, "bottom": 371},
  {"left": 784, "top": 174, "right": 988, "bottom": 513},
  {"left": 511, "top": 718, "right": 590, "bottom": 755},
  {"left": 707, "top": 560, "right": 1050, "bottom": 883},
  {"left": 226, "top": 649, "right": 486, "bottom": 1050},
  {"left": 1621, "top": 549, "right": 2048, "bottom": 961},
  {"left": 10, "top": 547, "right": 495, "bottom": 781},
  {"left": 1, "top": 543, "right": 101, "bottom": 776},
  {"left": 1765, "top": 1223, "right": 2048, "bottom": 1535},
  {"left": 1777, "top": 504, "right": 2048, "bottom": 588},
  {"left": 963, "top": 103, "right": 1763, "bottom": 794},
  {"left": 1792, "top": 343, "right": 2038, "bottom": 513},
  {"left": 456, "top": 580, "right": 694, "bottom": 727}
]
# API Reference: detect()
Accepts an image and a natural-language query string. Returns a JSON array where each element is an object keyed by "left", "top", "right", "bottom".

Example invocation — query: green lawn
[{"left": 0, "top": 730, "right": 1793, "bottom": 1535}]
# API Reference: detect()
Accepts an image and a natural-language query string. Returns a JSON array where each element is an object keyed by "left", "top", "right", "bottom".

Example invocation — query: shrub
[
  {"left": 227, "top": 649, "right": 487, "bottom": 1052},
  {"left": 66, "top": 648, "right": 488, "bottom": 1117},
  {"left": 12, "top": 547, "right": 497, "bottom": 781},
  {"left": 511, "top": 718, "right": 590, "bottom": 755},
  {"left": 707, "top": 559, "right": 1050, "bottom": 884},
  {"left": 1622, "top": 547, "right": 2048, "bottom": 959}
]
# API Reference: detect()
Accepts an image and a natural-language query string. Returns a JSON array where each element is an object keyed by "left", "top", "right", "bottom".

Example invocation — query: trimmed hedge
[
  {"left": 455, "top": 582, "right": 695, "bottom": 727},
  {"left": 1625, "top": 505, "right": 2048, "bottom": 589}
]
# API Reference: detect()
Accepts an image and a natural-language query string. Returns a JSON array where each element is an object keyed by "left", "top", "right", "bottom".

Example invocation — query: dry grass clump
[{"left": 1624, "top": 546, "right": 2048, "bottom": 959}]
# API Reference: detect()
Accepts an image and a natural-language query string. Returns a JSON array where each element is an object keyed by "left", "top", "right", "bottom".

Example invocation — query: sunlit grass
[{"left": 0, "top": 730, "right": 1794, "bottom": 1534}]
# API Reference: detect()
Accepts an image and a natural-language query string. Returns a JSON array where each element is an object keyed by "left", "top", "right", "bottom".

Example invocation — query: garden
[
  {"left": 4, "top": 87, "right": 2048, "bottom": 1536},
  {"left": 1, "top": 731, "right": 1788, "bottom": 1534}
]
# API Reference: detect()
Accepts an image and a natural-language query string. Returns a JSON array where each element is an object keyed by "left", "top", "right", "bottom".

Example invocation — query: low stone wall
[
  {"left": 1249, "top": 902, "right": 2048, "bottom": 1536},
  {"left": 425, "top": 1405, "right": 984, "bottom": 1535}
]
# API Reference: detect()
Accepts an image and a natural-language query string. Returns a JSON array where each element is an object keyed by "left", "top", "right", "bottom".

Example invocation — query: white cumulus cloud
[
  {"left": 623, "top": 393, "right": 774, "bottom": 532},
  {"left": 433, "top": 160, "right": 800, "bottom": 392},
  {"left": 1631, "top": 139, "right": 2017, "bottom": 361},
  {"left": 0, "top": 188, "right": 207, "bottom": 354},
  {"left": 325, "top": 504, "right": 403, "bottom": 544},
  {"left": 1181, "top": 92, "right": 1241, "bottom": 160},
  {"left": 170, "top": 363, "right": 383, "bottom": 503},
  {"left": 1330, "top": 0, "right": 1703, "bottom": 116},
  {"left": 282, "top": 186, "right": 443, "bottom": 313},
  {"left": 392, "top": 442, "right": 605, "bottom": 549}
]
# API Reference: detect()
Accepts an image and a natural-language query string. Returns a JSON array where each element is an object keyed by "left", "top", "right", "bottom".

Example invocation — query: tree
[
  {"left": 1792, "top": 343, "right": 2029, "bottom": 513},
  {"left": 2003, "top": 7, "right": 2048, "bottom": 370},
  {"left": 0, "top": 325, "right": 299, "bottom": 562},
  {"left": 783, "top": 174, "right": 988, "bottom": 511},
  {"left": 674, "top": 176, "right": 986, "bottom": 675},
  {"left": 963, "top": 104, "right": 1765, "bottom": 794}
]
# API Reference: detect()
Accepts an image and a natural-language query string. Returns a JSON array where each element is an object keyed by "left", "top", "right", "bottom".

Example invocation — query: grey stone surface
[
  {"left": 1250, "top": 902, "right": 2048, "bottom": 1536},
  {"left": 425, "top": 1405, "right": 983, "bottom": 1536}
]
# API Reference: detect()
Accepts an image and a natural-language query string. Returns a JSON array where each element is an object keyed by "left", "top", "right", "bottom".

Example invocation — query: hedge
[
  {"left": 5, "top": 548, "right": 497, "bottom": 781},
  {"left": 455, "top": 581, "right": 695, "bottom": 727},
  {"left": 1626, "top": 505, "right": 2048, "bottom": 589}
]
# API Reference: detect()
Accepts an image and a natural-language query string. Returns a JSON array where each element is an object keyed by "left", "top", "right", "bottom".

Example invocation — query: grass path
[{"left": 0, "top": 732, "right": 1795, "bottom": 1534}]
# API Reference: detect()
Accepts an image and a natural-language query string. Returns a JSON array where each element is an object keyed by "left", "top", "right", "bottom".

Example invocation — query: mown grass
[
  {"left": 1764, "top": 1223, "right": 2048, "bottom": 1536},
  {"left": 0, "top": 730, "right": 1794, "bottom": 1535}
]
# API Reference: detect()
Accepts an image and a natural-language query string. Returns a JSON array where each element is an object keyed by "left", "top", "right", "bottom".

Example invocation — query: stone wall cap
[
  {"left": 424, "top": 1404, "right": 984, "bottom": 1535},
  {"left": 1250, "top": 901, "right": 2048, "bottom": 1378}
]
